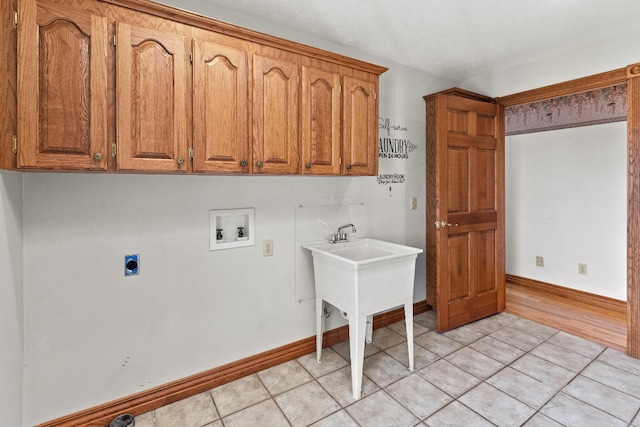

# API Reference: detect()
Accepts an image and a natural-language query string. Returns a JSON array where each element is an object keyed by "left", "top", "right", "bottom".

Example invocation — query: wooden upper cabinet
[
  {"left": 252, "top": 53, "right": 299, "bottom": 174},
  {"left": 301, "top": 66, "right": 341, "bottom": 175},
  {"left": 17, "top": 0, "right": 109, "bottom": 170},
  {"left": 342, "top": 76, "right": 378, "bottom": 176},
  {"left": 115, "top": 19, "right": 189, "bottom": 172},
  {"left": 192, "top": 30, "right": 250, "bottom": 173},
  {"left": 7, "top": 0, "right": 386, "bottom": 175}
]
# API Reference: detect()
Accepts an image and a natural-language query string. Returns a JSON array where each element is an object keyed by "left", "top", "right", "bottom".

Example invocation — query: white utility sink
[{"left": 302, "top": 238, "right": 423, "bottom": 399}]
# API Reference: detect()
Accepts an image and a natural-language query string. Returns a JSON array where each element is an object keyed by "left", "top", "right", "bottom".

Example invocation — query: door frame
[{"left": 497, "top": 63, "right": 640, "bottom": 358}]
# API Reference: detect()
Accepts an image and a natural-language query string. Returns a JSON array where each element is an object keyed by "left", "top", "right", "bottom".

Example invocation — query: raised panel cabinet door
[
  {"left": 192, "top": 32, "right": 249, "bottom": 173},
  {"left": 342, "top": 76, "right": 377, "bottom": 176},
  {"left": 301, "top": 66, "right": 341, "bottom": 175},
  {"left": 425, "top": 91, "right": 505, "bottom": 332},
  {"left": 252, "top": 54, "right": 299, "bottom": 174},
  {"left": 116, "top": 20, "right": 188, "bottom": 172},
  {"left": 17, "top": 0, "right": 108, "bottom": 170}
]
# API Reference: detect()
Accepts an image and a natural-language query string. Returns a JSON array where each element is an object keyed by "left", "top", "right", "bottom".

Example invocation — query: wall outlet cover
[
  {"left": 578, "top": 263, "right": 588, "bottom": 275},
  {"left": 263, "top": 239, "right": 273, "bottom": 257}
]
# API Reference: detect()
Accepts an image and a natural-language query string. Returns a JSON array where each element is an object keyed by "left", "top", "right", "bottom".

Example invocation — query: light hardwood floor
[{"left": 505, "top": 282, "right": 627, "bottom": 351}]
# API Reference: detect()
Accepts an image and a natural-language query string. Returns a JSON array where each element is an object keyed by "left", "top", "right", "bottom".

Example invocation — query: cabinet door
[
  {"left": 192, "top": 32, "right": 249, "bottom": 173},
  {"left": 342, "top": 76, "right": 378, "bottom": 176},
  {"left": 301, "top": 66, "right": 341, "bottom": 175},
  {"left": 252, "top": 54, "right": 299, "bottom": 174},
  {"left": 17, "top": 0, "right": 108, "bottom": 170},
  {"left": 116, "top": 20, "right": 189, "bottom": 172}
]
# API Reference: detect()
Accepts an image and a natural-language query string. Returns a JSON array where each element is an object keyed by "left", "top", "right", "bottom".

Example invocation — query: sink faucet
[{"left": 330, "top": 223, "right": 357, "bottom": 243}]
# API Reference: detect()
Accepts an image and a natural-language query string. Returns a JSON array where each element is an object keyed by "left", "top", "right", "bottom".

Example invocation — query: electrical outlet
[
  {"left": 410, "top": 197, "right": 417, "bottom": 210},
  {"left": 263, "top": 239, "right": 273, "bottom": 257},
  {"left": 125, "top": 254, "right": 139, "bottom": 276},
  {"left": 536, "top": 256, "right": 544, "bottom": 267},
  {"left": 578, "top": 263, "right": 587, "bottom": 275}
]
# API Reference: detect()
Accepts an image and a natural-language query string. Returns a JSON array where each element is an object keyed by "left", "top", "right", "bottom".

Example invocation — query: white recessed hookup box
[{"left": 210, "top": 208, "right": 255, "bottom": 251}]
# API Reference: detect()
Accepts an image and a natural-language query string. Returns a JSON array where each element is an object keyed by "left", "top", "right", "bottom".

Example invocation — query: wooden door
[
  {"left": 192, "top": 31, "right": 250, "bottom": 173},
  {"left": 17, "top": 0, "right": 109, "bottom": 170},
  {"left": 116, "top": 20, "right": 189, "bottom": 172},
  {"left": 342, "top": 76, "right": 377, "bottom": 176},
  {"left": 425, "top": 90, "right": 505, "bottom": 332},
  {"left": 252, "top": 53, "right": 299, "bottom": 174},
  {"left": 301, "top": 66, "right": 341, "bottom": 175}
]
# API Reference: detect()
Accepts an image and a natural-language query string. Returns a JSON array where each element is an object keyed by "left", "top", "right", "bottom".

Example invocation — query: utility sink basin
[
  {"left": 302, "top": 238, "right": 423, "bottom": 399},
  {"left": 307, "top": 238, "right": 415, "bottom": 263}
]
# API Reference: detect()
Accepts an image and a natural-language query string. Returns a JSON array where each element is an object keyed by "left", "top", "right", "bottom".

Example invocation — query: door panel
[
  {"left": 18, "top": 0, "right": 108, "bottom": 170},
  {"left": 447, "top": 233, "right": 470, "bottom": 301},
  {"left": 477, "top": 149, "right": 497, "bottom": 211},
  {"left": 447, "top": 110, "right": 468, "bottom": 134},
  {"left": 477, "top": 114, "right": 497, "bottom": 137},
  {"left": 477, "top": 230, "right": 497, "bottom": 294},
  {"left": 252, "top": 54, "right": 299, "bottom": 174},
  {"left": 425, "top": 89, "right": 505, "bottom": 332},
  {"left": 116, "top": 20, "right": 188, "bottom": 172},
  {"left": 342, "top": 76, "right": 377, "bottom": 175},
  {"left": 192, "top": 32, "right": 249, "bottom": 173},
  {"left": 447, "top": 147, "right": 469, "bottom": 213},
  {"left": 301, "top": 66, "right": 341, "bottom": 175}
]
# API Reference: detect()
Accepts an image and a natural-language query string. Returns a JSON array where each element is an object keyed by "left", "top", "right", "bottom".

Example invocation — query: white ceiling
[{"left": 196, "top": 0, "right": 640, "bottom": 81}]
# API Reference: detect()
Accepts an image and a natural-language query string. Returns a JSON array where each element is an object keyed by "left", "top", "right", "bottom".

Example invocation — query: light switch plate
[{"left": 410, "top": 197, "right": 417, "bottom": 210}]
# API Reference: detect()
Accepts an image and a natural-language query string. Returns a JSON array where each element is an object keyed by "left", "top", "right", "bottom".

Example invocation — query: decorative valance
[{"left": 505, "top": 84, "right": 627, "bottom": 135}]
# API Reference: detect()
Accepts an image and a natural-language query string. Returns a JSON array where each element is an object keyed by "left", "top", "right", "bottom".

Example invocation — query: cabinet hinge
[
  {"left": 189, "top": 53, "right": 193, "bottom": 65},
  {"left": 112, "top": 141, "right": 117, "bottom": 157},
  {"left": 189, "top": 147, "right": 194, "bottom": 159},
  {"left": 374, "top": 91, "right": 377, "bottom": 100},
  {"left": 13, "top": 11, "right": 18, "bottom": 28},
  {"left": 12, "top": 135, "right": 17, "bottom": 154},
  {"left": 113, "top": 34, "right": 116, "bottom": 48}
]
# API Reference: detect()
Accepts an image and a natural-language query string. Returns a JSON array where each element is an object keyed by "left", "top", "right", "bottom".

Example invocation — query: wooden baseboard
[
  {"left": 37, "top": 301, "right": 431, "bottom": 427},
  {"left": 506, "top": 274, "right": 627, "bottom": 314}
]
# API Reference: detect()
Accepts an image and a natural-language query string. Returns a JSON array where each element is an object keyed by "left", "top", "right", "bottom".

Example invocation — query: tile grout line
[
  {"left": 556, "top": 345, "right": 640, "bottom": 425},
  {"left": 146, "top": 312, "right": 640, "bottom": 427},
  {"left": 426, "top": 316, "right": 565, "bottom": 426},
  {"left": 436, "top": 317, "right": 530, "bottom": 427}
]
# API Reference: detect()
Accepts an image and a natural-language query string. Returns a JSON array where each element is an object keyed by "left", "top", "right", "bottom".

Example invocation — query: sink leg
[
  {"left": 365, "top": 315, "right": 373, "bottom": 344},
  {"left": 349, "top": 316, "right": 367, "bottom": 399},
  {"left": 316, "top": 297, "right": 323, "bottom": 363},
  {"left": 404, "top": 301, "right": 414, "bottom": 371}
]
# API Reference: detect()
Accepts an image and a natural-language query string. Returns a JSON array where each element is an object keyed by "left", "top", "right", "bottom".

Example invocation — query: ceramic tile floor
[{"left": 134, "top": 311, "right": 640, "bottom": 427}]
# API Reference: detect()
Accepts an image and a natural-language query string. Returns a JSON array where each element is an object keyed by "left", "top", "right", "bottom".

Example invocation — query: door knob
[{"left": 435, "top": 220, "right": 459, "bottom": 229}]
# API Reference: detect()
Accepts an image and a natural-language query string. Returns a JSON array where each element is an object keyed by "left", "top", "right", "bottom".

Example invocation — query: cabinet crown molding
[{"left": 99, "top": 0, "right": 388, "bottom": 75}]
